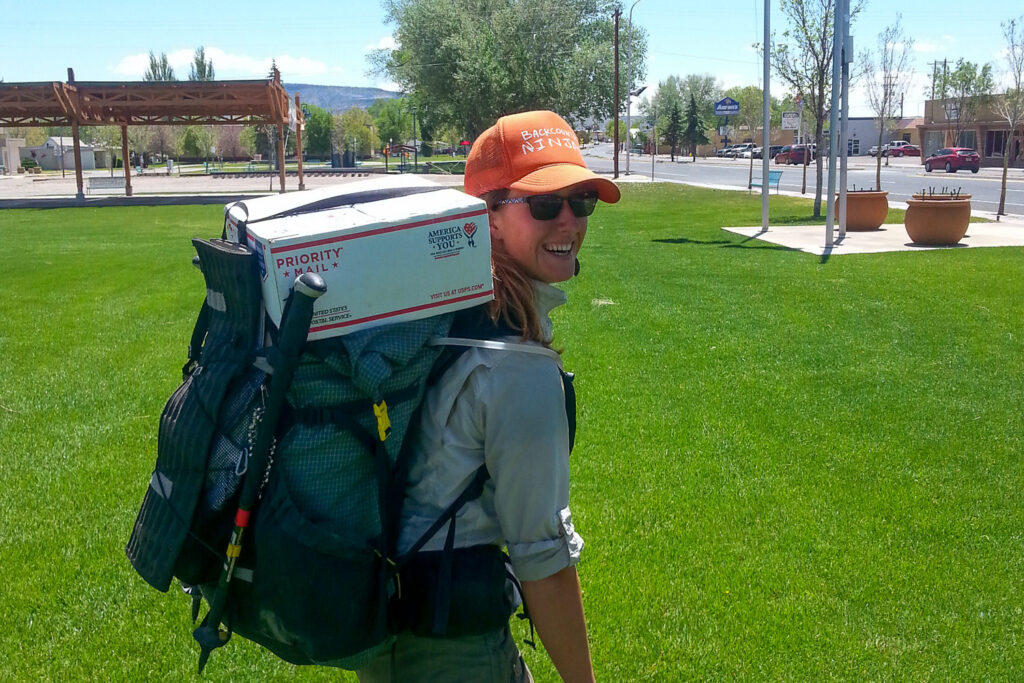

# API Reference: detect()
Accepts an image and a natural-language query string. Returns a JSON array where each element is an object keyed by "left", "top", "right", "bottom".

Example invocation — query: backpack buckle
[{"left": 373, "top": 400, "right": 391, "bottom": 442}]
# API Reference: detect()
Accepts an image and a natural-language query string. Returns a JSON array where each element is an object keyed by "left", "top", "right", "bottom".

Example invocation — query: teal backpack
[{"left": 126, "top": 229, "right": 542, "bottom": 672}]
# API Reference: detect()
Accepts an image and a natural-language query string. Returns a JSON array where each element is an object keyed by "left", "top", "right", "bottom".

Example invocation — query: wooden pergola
[{"left": 0, "top": 67, "right": 306, "bottom": 198}]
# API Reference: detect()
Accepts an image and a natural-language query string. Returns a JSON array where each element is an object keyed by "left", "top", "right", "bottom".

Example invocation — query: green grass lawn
[{"left": 1, "top": 185, "right": 1022, "bottom": 680}]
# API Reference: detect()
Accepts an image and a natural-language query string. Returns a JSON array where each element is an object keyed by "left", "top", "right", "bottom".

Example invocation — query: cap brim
[{"left": 509, "top": 163, "right": 621, "bottom": 204}]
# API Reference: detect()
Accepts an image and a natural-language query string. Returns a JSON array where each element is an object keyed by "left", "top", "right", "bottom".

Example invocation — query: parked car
[
  {"left": 888, "top": 143, "right": 920, "bottom": 157},
  {"left": 741, "top": 146, "right": 760, "bottom": 159},
  {"left": 774, "top": 145, "right": 793, "bottom": 164},
  {"left": 725, "top": 143, "right": 755, "bottom": 158},
  {"left": 868, "top": 145, "right": 881, "bottom": 157},
  {"left": 765, "top": 145, "right": 784, "bottom": 160},
  {"left": 716, "top": 145, "right": 740, "bottom": 158},
  {"left": 881, "top": 140, "right": 911, "bottom": 156},
  {"left": 924, "top": 147, "right": 980, "bottom": 173},
  {"left": 787, "top": 144, "right": 816, "bottom": 165}
]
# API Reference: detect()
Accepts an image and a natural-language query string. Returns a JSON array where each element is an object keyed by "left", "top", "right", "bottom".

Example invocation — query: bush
[{"left": 21, "top": 158, "right": 38, "bottom": 170}]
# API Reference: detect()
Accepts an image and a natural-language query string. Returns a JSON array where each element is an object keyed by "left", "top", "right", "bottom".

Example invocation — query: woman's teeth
[{"left": 545, "top": 243, "right": 572, "bottom": 254}]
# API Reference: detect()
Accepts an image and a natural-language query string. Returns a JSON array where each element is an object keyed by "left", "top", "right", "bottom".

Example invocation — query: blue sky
[{"left": 4, "top": 0, "right": 1020, "bottom": 118}]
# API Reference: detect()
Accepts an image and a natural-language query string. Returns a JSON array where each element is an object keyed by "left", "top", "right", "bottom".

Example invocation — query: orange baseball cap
[{"left": 464, "top": 110, "right": 620, "bottom": 204}]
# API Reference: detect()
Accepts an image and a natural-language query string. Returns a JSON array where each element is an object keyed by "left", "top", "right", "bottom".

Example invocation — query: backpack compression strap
[
  {"left": 396, "top": 464, "right": 490, "bottom": 636},
  {"left": 427, "top": 337, "right": 563, "bottom": 367}
]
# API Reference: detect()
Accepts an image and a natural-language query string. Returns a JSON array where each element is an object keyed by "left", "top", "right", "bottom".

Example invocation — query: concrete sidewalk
[
  {"left": 723, "top": 220, "right": 1024, "bottom": 256},
  {"left": 0, "top": 170, "right": 468, "bottom": 208}
]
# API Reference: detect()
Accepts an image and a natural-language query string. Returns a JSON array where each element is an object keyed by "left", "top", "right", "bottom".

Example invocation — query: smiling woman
[{"left": 356, "top": 110, "right": 619, "bottom": 683}]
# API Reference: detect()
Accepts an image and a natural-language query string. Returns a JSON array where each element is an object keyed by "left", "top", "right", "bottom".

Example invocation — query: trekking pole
[{"left": 193, "top": 272, "right": 326, "bottom": 674}]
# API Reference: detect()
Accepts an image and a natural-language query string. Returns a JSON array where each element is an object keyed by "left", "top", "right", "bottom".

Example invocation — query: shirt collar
[{"left": 531, "top": 280, "right": 568, "bottom": 342}]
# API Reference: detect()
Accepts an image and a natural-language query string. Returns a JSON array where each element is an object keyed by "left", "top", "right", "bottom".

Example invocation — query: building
[
  {"left": 1, "top": 135, "right": 24, "bottom": 174},
  {"left": 917, "top": 95, "right": 1021, "bottom": 167},
  {"left": 20, "top": 136, "right": 98, "bottom": 171}
]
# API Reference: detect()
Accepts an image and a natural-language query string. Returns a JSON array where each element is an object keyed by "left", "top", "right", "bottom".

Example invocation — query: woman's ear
[{"left": 488, "top": 208, "right": 504, "bottom": 241}]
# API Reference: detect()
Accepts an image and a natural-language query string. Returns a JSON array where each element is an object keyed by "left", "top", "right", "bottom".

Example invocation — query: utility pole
[
  {"left": 625, "top": 0, "right": 643, "bottom": 175},
  {"left": 613, "top": 8, "right": 620, "bottom": 178}
]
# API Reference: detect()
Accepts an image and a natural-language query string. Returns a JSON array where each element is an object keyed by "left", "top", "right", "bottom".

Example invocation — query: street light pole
[{"left": 625, "top": 0, "right": 643, "bottom": 175}]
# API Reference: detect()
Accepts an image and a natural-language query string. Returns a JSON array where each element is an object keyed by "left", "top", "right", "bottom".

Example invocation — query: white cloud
[
  {"left": 365, "top": 35, "right": 397, "bottom": 52},
  {"left": 111, "top": 53, "right": 150, "bottom": 76}
]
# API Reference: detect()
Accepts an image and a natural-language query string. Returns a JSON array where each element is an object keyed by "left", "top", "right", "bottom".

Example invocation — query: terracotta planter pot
[
  {"left": 834, "top": 190, "right": 888, "bottom": 231},
  {"left": 904, "top": 198, "right": 971, "bottom": 245}
]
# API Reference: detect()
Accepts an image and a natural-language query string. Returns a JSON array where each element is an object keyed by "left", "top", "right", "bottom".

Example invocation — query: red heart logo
[{"left": 463, "top": 222, "right": 477, "bottom": 238}]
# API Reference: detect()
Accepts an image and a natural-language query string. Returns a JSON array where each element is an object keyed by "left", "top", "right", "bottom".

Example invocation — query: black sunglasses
[{"left": 496, "top": 191, "right": 599, "bottom": 220}]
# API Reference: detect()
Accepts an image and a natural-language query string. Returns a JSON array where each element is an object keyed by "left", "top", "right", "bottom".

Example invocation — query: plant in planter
[
  {"left": 904, "top": 187, "right": 971, "bottom": 245},
  {"left": 834, "top": 185, "right": 888, "bottom": 231}
]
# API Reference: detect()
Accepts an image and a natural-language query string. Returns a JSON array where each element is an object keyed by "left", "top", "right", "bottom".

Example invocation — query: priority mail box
[
  {"left": 224, "top": 176, "right": 446, "bottom": 244},
  {"left": 239, "top": 177, "right": 493, "bottom": 340}
]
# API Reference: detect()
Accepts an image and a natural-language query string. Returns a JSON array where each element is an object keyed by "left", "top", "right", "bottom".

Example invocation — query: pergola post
[
  {"left": 277, "top": 122, "right": 287, "bottom": 194},
  {"left": 71, "top": 120, "right": 85, "bottom": 200},
  {"left": 121, "top": 124, "right": 133, "bottom": 197},
  {"left": 67, "top": 68, "right": 85, "bottom": 200},
  {"left": 295, "top": 94, "right": 305, "bottom": 191}
]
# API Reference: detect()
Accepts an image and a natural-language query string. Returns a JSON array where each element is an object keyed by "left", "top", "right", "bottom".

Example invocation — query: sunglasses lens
[
  {"left": 526, "top": 195, "right": 565, "bottom": 220},
  {"left": 568, "top": 192, "right": 598, "bottom": 217},
  {"left": 526, "top": 192, "right": 599, "bottom": 220}
]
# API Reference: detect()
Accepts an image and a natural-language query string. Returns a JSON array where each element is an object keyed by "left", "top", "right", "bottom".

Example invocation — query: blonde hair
[{"left": 482, "top": 189, "right": 545, "bottom": 343}]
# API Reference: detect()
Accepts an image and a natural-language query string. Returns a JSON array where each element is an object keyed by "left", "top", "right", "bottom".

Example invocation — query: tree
[
  {"left": 997, "top": 16, "right": 1024, "bottom": 215},
  {"left": 664, "top": 100, "right": 684, "bottom": 161},
  {"left": 144, "top": 51, "right": 177, "bottom": 81},
  {"left": 332, "top": 107, "right": 379, "bottom": 159},
  {"left": 369, "top": 97, "right": 412, "bottom": 149},
  {"left": 680, "top": 73, "right": 722, "bottom": 121},
  {"left": 771, "top": 0, "right": 865, "bottom": 216},
  {"left": 372, "top": 0, "right": 646, "bottom": 138},
  {"left": 239, "top": 127, "right": 258, "bottom": 158},
  {"left": 931, "top": 59, "right": 995, "bottom": 147},
  {"left": 90, "top": 126, "right": 123, "bottom": 175},
  {"left": 127, "top": 126, "right": 151, "bottom": 165},
  {"left": 188, "top": 46, "right": 215, "bottom": 81},
  {"left": 303, "top": 104, "right": 335, "bottom": 158},
  {"left": 182, "top": 125, "right": 215, "bottom": 159},
  {"left": 605, "top": 118, "right": 627, "bottom": 147},
  {"left": 860, "top": 15, "right": 912, "bottom": 190},
  {"left": 643, "top": 73, "right": 721, "bottom": 146},
  {"left": 680, "top": 94, "right": 708, "bottom": 162},
  {"left": 726, "top": 85, "right": 779, "bottom": 187}
]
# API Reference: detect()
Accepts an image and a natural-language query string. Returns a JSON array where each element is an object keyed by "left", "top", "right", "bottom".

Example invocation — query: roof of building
[{"left": 46, "top": 136, "right": 94, "bottom": 149}]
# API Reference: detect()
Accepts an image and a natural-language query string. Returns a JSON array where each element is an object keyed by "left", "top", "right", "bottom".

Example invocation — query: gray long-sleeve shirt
[{"left": 397, "top": 282, "right": 583, "bottom": 582}]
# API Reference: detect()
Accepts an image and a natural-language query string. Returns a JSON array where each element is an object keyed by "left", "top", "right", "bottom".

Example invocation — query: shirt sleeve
[{"left": 473, "top": 351, "right": 584, "bottom": 582}]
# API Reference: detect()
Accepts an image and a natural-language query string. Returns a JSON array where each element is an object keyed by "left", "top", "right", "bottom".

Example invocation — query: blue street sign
[{"left": 713, "top": 97, "right": 740, "bottom": 117}]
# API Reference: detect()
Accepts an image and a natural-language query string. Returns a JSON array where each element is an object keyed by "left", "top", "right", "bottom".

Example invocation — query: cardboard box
[{"left": 238, "top": 177, "right": 493, "bottom": 340}]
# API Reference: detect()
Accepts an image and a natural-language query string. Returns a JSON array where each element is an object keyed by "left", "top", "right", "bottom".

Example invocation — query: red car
[
  {"left": 924, "top": 147, "right": 980, "bottom": 173},
  {"left": 889, "top": 144, "right": 921, "bottom": 157},
  {"left": 786, "top": 144, "right": 816, "bottom": 165},
  {"left": 774, "top": 145, "right": 792, "bottom": 164}
]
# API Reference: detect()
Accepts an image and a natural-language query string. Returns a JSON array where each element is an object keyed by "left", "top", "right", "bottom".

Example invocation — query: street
[{"left": 582, "top": 143, "right": 1024, "bottom": 216}]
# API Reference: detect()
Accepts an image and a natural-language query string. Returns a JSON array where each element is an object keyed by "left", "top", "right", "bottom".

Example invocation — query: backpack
[{"left": 125, "top": 227, "right": 574, "bottom": 672}]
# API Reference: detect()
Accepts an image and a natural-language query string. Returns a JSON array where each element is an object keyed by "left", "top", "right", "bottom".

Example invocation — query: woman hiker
[{"left": 357, "top": 110, "right": 620, "bottom": 683}]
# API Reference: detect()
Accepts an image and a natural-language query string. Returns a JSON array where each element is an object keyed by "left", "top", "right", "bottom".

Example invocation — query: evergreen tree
[
  {"left": 664, "top": 102, "right": 683, "bottom": 161},
  {"left": 143, "top": 52, "right": 176, "bottom": 81},
  {"left": 681, "top": 94, "right": 709, "bottom": 161},
  {"left": 188, "top": 46, "right": 215, "bottom": 81}
]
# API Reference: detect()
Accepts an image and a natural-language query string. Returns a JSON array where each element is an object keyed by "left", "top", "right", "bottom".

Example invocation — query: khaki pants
[{"left": 356, "top": 626, "right": 533, "bottom": 683}]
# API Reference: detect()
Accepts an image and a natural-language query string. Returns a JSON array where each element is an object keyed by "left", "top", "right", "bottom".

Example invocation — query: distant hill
[{"left": 284, "top": 83, "right": 401, "bottom": 113}]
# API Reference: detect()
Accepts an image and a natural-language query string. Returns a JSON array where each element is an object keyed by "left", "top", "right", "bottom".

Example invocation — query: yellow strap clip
[
  {"left": 226, "top": 543, "right": 242, "bottom": 558},
  {"left": 373, "top": 400, "right": 391, "bottom": 442}
]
